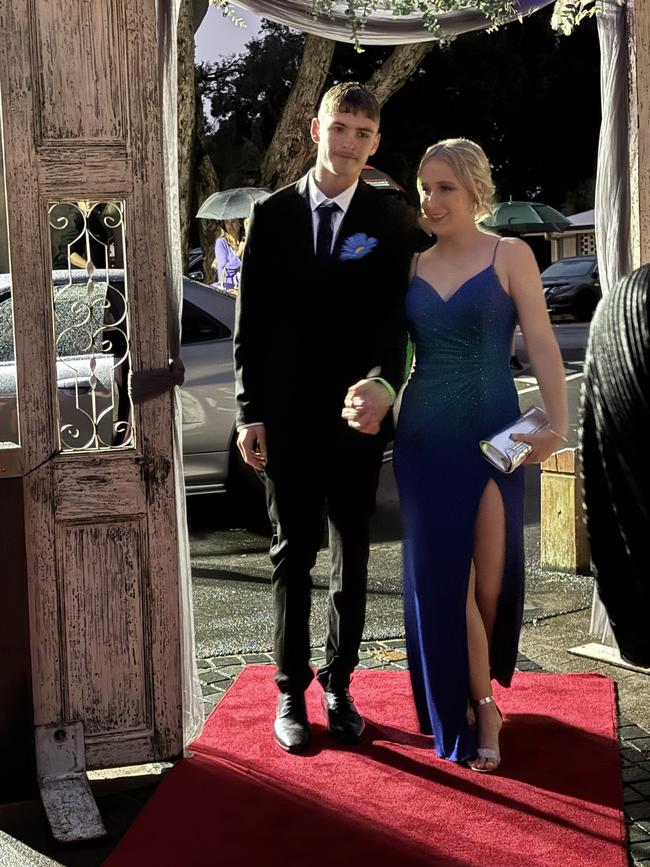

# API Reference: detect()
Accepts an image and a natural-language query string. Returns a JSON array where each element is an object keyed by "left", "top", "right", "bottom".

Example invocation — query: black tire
[{"left": 574, "top": 292, "right": 596, "bottom": 322}]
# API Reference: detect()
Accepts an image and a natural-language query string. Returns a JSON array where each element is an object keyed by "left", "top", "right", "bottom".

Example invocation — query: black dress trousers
[{"left": 264, "top": 421, "right": 384, "bottom": 694}]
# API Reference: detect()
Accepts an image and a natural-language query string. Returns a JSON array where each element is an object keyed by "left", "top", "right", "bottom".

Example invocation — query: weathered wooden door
[{"left": 0, "top": 0, "right": 184, "bottom": 767}]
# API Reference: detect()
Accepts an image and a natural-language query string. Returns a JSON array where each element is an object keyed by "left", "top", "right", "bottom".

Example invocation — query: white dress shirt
[{"left": 308, "top": 171, "right": 358, "bottom": 253}]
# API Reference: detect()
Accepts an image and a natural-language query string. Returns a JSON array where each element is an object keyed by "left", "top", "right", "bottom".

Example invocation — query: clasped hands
[
  {"left": 238, "top": 379, "right": 393, "bottom": 471},
  {"left": 341, "top": 379, "right": 393, "bottom": 435}
]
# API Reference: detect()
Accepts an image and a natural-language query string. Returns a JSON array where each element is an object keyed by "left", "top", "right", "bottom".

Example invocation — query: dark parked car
[
  {"left": 541, "top": 255, "right": 601, "bottom": 320},
  {"left": 187, "top": 246, "right": 205, "bottom": 282}
]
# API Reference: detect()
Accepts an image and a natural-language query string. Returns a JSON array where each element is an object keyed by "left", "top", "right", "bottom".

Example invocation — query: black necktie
[{"left": 316, "top": 201, "right": 340, "bottom": 261}]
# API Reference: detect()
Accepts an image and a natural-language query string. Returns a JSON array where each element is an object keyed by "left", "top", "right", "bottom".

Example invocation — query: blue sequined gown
[{"left": 393, "top": 254, "right": 525, "bottom": 763}]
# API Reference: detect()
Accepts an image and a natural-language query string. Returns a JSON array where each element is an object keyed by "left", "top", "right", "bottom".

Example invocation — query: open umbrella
[
  {"left": 481, "top": 201, "right": 571, "bottom": 235},
  {"left": 196, "top": 187, "right": 270, "bottom": 221}
]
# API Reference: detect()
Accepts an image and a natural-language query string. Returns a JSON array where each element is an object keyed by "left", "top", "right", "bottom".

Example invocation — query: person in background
[
  {"left": 510, "top": 335, "right": 524, "bottom": 371},
  {"left": 50, "top": 202, "right": 87, "bottom": 269},
  {"left": 214, "top": 218, "right": 245, "bottom": 291},
  {"left": 50, "top": 201, "right": 122, "bottom": 270}
]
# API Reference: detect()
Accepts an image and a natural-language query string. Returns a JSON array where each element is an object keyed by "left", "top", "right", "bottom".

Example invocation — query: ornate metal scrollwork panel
[{"left": 48, "top": 200, "right": 135, "bottom": 452}]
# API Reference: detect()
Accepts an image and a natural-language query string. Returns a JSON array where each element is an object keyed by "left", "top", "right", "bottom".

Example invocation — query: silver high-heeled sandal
[{"left": 468, "top": 695, "right": 503, "bottom": 773}]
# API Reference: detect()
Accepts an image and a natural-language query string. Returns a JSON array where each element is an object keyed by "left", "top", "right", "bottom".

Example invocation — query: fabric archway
[{"left": 230, "top": 0, "right": 554, "bottom": 45}]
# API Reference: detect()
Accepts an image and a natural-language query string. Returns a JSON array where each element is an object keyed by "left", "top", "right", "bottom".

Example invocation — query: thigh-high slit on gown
[{"left": 393, "top": 254, "right": 525, "bottom": 763}]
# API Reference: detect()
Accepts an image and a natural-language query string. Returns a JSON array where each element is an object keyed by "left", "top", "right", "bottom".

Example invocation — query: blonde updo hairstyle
[{"left": 418, "top": 138, "right": 495, "bottom": 223}]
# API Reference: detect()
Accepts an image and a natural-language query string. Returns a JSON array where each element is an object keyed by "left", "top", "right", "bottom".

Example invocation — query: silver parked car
[
  {"left": 0, "top": 270, "right": 253, "bottom": 500},
  {"left": 178, "top": 276, "right": 241, "bottom": 495}
]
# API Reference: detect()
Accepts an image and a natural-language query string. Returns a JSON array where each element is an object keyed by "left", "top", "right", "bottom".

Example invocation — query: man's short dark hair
[{"left": 319, "top": 82, "right": 380, "bottom": 125}]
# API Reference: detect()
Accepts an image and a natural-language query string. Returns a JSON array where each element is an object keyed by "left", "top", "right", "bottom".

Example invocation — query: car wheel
[
  {"left": 575, "top": 295, "right": 595, "bottom": 322},
  {"left": 228, "top": 442, "right": 270, "bottom": 531}
]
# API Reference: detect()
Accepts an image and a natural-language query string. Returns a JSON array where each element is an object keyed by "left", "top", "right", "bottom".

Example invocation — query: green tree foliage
[
  {"left": 199, "top": 8, "right": 599, "bottom": 212},
  {"left": 379, "top": 7, "right": 600, "bottom": 211},
  {"left": 197, "top": 23, "right": 305, "bottom": 187}
]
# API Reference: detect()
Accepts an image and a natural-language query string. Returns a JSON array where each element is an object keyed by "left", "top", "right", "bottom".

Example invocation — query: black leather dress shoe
[
  {"left": 273, "top": 692, "right": 310, "bottom": 753},
  {"left": 321, "top": 687, "right": 365, "bottom": 744}
]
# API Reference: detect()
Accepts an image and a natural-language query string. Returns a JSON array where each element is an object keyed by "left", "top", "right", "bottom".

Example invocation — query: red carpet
[{"left": 105, "top": 667, "right": 625, "bottom": 867}]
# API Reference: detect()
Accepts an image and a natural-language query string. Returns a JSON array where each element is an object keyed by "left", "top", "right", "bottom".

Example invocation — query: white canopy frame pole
[
  {"left": 585, "top": 1, "right": 629, "bottom": 656},
  {"left": 626, "top": 0, "right": 650, "bottom": 270},
  {"left": 159, "top": 0, "right": 205, "bottom": 746}
]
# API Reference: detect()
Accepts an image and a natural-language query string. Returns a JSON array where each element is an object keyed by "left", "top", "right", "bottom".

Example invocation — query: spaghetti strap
[
  {"left": 410, "top": 251, "right": 422, "bottom": 281},
  {"left": 491, "top": 237, "right": 503, "bottom": 266}
]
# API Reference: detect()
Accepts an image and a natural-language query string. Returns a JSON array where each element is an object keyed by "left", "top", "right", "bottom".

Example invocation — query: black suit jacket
[{"left": 234, "top": 174, "right": 420, "bottom": 439}]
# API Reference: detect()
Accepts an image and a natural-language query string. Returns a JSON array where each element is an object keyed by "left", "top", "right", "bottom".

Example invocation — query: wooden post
[
  {"left": 540, "top": 448, "right": 590, "bottom": 574},
  {"left": 628, "top": 0, "right": 650, "bottom": 268}
]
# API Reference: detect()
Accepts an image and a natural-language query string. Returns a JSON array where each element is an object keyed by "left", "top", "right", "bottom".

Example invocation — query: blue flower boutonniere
[{"left": 339, "top": 233, "right": 379, "bottom": 261}]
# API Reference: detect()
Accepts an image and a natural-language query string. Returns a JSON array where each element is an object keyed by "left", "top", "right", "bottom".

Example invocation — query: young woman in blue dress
[{"left": 393, "top": 139, "right": 568, "bottom": 772}]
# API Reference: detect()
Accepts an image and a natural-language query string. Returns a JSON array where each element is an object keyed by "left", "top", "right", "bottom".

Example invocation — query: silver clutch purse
[{"left": 479, "top": 406, "right": 549, "bottom": 473}]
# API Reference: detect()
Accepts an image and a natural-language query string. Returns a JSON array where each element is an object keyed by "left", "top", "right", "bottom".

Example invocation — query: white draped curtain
[
  {"left": 595, "top": 0, "right": 631, "bottom": 296},
  {"left": 587, "top": 0, "right": 631, "bottom": 652},
  {"left": 228, "top": 0, "right": 555, "bottom": 43}
]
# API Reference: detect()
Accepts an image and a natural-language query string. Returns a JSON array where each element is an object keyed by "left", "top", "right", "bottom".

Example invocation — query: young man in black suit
[{"left": 234, "top": 82, "right": 418, "bottom": 752}]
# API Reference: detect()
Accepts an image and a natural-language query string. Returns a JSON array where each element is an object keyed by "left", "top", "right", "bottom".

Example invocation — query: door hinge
[{"left": 35, "top": 721, "right": 107, "bottom": 843}]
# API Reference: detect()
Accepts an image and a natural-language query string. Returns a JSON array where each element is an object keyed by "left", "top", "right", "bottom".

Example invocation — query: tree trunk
[
  {"left": 366, "top": 43, "right": 433, "bottom": 107},
  {"left": 193, "top": 39, "right": 219, "bottom": 280},
  {"left": 261, "top": 39, "right": 431, "bottom": 189},
  {"left": 177, "top": 0, "right": 196, "bottom": 265},
  {"left": 261, "top": 35, "right": 335, "bottom": 189},
  {"left": 194, "top": 151, "right": 219, "bottom": 281}
]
